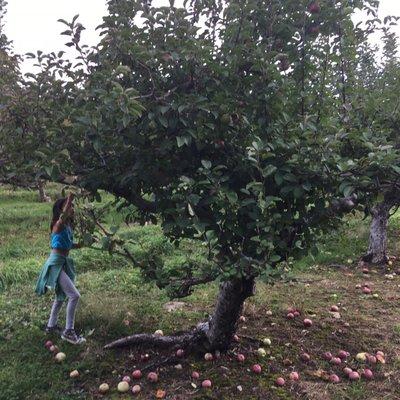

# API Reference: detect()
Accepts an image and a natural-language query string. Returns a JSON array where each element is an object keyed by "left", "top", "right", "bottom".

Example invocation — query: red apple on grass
[
  {"left": 275, "top": 377, "right": 285, "bottom": 386},
  {"left": 343, "top": 367, "right": 352, "bottom": 376},
  {"left": 237, "top": 353, "right": 245, "bottom": 362},
  {"left": 323, "top": 351, "right": 333, "bottom": 361},
  {"left": 338, "top": 350, "right": 349, "bottom": 360},
  {"left": 329, "top": 374, "right": 340, "bottom": 383},
  {"left": 252, "top": 364, "right": 262, "bottom": 374},
  {"left": 289, "top": 371, "right": 300, "bottom": 381},
  {"left": 147, "top": 372, "right": 158, "bottom": 383},
  {"left": 45, "top": 340, "right": 53, "bottom": 349},
  {"left": 303, "top": 318, "right": 313, "bottom": 327},
  {"left": 132, "top": 370, "right": 142, "bottom": 379},
  {"left": 204, "top": 353, "right": 213, "bottom": 361},
  {"left": 131, "top": 384, "right": 141, "bottom": 394},
  {"left": 191, "top": 371, "right": 200, "bottom": 379},
  {"left": 361, "top": 369, "right": 373, "bottom": 380},
  {"left": 122, "top": 376, "right": 131, "bottom": 383},
  {"left": 308, "top": 1, "right": 321, "bottom": 14},
  {"left": 202, "top": 379, "right": 212, "bottom": 388},
  {"left": 349, "top": 371, "right": 360, "bottom": 381},
  {"left": 176, "top": 349, "right": 184, "bottom": 358},
  {"left": 330, "top": 357, "right": 341, "bottom": 365},
  {"left": 287, "top": 313, "right": 295, "bottom": 320},
  {"left": 330, "top": 305, "right": 339, "bottom": 312}
]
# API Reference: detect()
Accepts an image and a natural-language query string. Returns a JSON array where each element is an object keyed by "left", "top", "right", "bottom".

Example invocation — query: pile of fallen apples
[
  {"left": 44, "top": 340, "right": 80, "bottom": 378},
  {"left": 44, "top": 303, "right": 387, "bottom": 396}
]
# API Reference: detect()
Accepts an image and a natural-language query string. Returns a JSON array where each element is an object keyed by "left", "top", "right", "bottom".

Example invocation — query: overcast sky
[{"left": 4, "top": 0, "right": 400, "bottom": 74}]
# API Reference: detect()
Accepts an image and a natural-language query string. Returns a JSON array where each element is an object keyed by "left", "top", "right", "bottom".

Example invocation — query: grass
[{"left": 1, "top": 185, "right": 400, "bottom": 399}]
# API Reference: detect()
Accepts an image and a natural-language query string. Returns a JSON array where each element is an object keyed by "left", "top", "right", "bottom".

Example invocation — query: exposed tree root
[{"left": 104, "top": 324, "right": 208, "bottom": 351}]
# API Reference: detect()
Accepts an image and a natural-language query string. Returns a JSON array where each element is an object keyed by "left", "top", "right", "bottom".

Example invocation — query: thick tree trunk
[
  {"left": 363, "top": 195, "right": 398, "bottom": 265},
  {"left": 204, "top": 276, "right": 255, "bottom": 351},
  {"left": 104, "top": 276, "right": 255, "bottom": 352}
]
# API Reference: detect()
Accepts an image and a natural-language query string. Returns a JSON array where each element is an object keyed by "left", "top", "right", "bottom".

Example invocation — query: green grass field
[{"left": 1, "top": 185, "right": 400, "bottom": 400}]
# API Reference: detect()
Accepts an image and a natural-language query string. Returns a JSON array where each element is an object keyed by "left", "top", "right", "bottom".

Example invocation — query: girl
[{"left": 35, "top": 192, "right": 86, "bottom": 345}]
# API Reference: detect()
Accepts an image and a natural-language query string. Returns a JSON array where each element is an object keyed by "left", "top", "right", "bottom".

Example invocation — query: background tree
[{"left": 337, "top": 18, "right": 400, "bottom": 265}]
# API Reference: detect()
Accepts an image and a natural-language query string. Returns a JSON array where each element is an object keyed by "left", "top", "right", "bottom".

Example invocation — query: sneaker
[
  {"left": 45, "top": 324, "right": 63, "bottom": 334},
  {"left": 61, "top": 329, "right": 87, "bottom": 345}
]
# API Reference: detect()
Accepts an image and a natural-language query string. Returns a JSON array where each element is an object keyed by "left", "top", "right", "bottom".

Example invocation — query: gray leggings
[{"left": 47, "top": 269, "right": 80, "bottom": 330}]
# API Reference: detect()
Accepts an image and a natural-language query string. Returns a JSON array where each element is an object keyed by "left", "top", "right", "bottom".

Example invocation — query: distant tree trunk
[
  {"left": 363, "top": 193, "right": 399, "bottom": 265},
  {"left": 37, "top": 180, "right": 51, "bottom": 203},
  {"left": 104, "top": 276, "right": 255, "bottom": 352}
]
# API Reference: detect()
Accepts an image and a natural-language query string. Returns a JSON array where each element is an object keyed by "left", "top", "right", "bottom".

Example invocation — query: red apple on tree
[{"left": 308, "top": 1, "right": 321, "bottom": 14}]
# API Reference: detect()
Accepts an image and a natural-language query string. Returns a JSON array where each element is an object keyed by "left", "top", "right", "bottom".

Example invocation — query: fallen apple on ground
[
  {"left": 191, "top": 371, "right": 200, "bottom": 379},
  {"left": 252, "top": 364, "right": 262, "bottom": 374},
  {"left": 356, "top": 352, "right": 367, "bottom": 362},
  {"left": 275, "top": 377, "right": 285, "bottom": 386},
  {"left": 262, "top": 338, "right": 272, "bottom": 346},
  {"left": 55, "top": 352, "right": 66, "bottom": 362},
  {"left": 329, "top": 374, "right": 340, "bottom": 383},
  {"left": 349, "top": 371, "right": 360, "bottom": 381},
  {"left": 303, "top": 318, "right": 313, "bottom": 327},
  {"left": 362, "top": 369, "right": 373, "bottom": 380},
  {"left": 147, "top": 372, "right": 158, "bottom": 383},
  {"left": 117, "top": 381, "right": 130, "bottom": 393},
  {"left": 131, "top": 384, "right": 141, "bottom": 394},
  {"left": 343, "top": 367, "right": 352, "bottom": 376},
  {"left": 69, "top": 370, "right": 79, "bottom": 378},
  {"left": 45, "top": 340, "right": 53, "bottom": 349},
  {"left": 204, "top": 353, "right": 213, "bottom": 361},
  {"left": 202, "top": 379, "right": 212, "bottom": 388},
  {"left": 237, "top": 353, "right": 246, "bottom": 362},
  {"left": 99, "top": 383, "right": 109, "bottom": 393},
  {"left": 330, "top": 357, "right": 341, "bottom": 365},
  {"left": 338, "top": 350, "right": 349, "bottom": 360},
  {"left": 257, "top": 348, "right": 266, "bottom": 357},
  {"left": 132, "top": 369, "right": 142, "bottom": 379},
  {"left": 289, "top": 371, "right": 299, "bottom": 381}
]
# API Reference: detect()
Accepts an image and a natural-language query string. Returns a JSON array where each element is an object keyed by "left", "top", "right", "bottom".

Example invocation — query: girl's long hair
[{"left": 50, "top": 198, "right": 66, "bottom": 232}]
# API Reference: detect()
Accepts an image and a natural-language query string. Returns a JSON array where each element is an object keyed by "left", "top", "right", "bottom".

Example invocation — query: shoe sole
[{"left": 61, "top": 335, "right": 86, "bottom": 345}]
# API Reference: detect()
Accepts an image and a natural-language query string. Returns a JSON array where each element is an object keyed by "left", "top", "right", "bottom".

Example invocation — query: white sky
[{"left": 4, "top": 0, "right": 400, "bottom": 74}]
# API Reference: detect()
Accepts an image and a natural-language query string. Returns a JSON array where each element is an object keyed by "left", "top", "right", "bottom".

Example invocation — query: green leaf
[
  {"left": 201, "top": 160, "right": 212, "bottom": 169},
  {"left": 226, "top": 191, "right": 238, "bottom": 204}
]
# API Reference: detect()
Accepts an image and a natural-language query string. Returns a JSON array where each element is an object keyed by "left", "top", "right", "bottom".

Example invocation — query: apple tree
[{"left": 1, "top": 0, "right": 385, "bottom": 351}]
